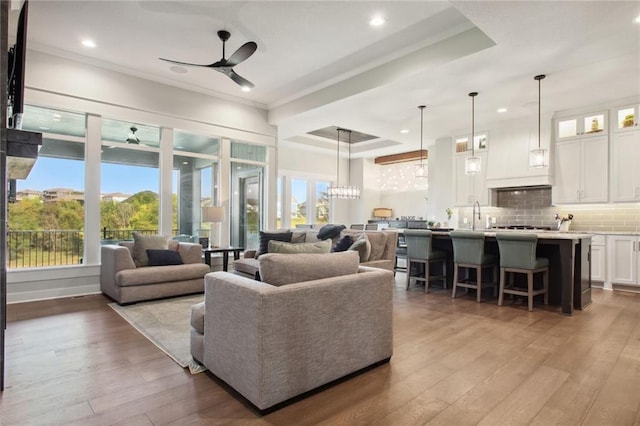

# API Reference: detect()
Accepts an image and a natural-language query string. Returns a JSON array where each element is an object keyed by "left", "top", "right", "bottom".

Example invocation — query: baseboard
[{"left": 7, "top": 284, "right": 101, "bottom": 304}]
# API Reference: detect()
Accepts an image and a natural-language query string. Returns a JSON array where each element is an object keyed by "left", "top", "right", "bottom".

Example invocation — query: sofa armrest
[
  {"left": 203, "top": 268, "right": 394, "bottom": 410},
  {"left": 243, "top": 250, "right": 257, "bottom": 259},
  {"left": 100, "top": 245, "right": 136, "bottom": 300},
  {"left": 178, "top": 242, "right": 204, "bottom": 264}
]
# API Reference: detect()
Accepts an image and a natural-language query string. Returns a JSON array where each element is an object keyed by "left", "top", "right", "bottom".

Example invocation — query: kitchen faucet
[{"left": 472, "top": 201, "right": 481, "bottom": 231}]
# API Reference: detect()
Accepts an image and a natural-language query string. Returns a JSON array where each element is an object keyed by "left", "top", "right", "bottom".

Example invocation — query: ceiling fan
[{"left": 160, "top": 30, "right": 257, "bottom": 89}]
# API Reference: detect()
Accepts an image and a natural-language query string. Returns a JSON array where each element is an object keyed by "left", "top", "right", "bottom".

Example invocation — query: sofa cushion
[
  {"left": 349, "top": 235, "right": 371, "bottom": 262},
  {"left": 268, "top": 239, "right": 331, "bottom": 254},
  {"left": 147, "top": 249, "right": 183, "bottom": 266},
  {"left": 116, "top": 263, "right": 210, "bottom": 287},
  {"left": 332, "top": 235, "right": 354, "bottom": 252},
  {"left": 317, "top": 224, "right": 346, "bottom": 240},
  {"left": 258, "top": 251, "right": 359, "bottom": 286},
  {"left": 132, "top": 233, "right": 169, "bottom": 267},
  {"left": 233, "top": 257, "right": 260, "bottom": 278},
  {"left": 255, "top": 231, "right": 293, "bottom": 258},
  {"left": 291, "top": 231, "right": 307, "bottom": 243}
]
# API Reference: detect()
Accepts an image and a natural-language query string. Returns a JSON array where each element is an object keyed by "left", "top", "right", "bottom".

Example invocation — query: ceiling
[{"left": 10, "top": 1, "right": 640, "bottom": 158}]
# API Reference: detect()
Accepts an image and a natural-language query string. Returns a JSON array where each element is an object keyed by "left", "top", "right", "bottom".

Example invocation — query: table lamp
[{"left": 202, "top": 206, "right": 225, "bottom": 249}]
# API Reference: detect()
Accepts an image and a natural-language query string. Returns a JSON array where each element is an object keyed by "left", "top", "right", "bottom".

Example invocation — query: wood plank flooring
[{"left": 2, "top": 277, "right": 640, "bottom": 425}]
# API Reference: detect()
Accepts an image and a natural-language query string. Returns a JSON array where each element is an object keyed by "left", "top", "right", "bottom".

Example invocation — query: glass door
[{"left": 231, "top": 166, "right": 263, "bottom": 249}]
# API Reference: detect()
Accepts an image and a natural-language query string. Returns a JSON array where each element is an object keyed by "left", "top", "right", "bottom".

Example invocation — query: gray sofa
[
  {"left": 190, "top": 251, "right": 394, "bottom": 411},
  {"left": 100, "top": 241, "right": 210, "bottom": 304},
  {"left": 233, "top": 228, "right": 398, "bottom": 279}
]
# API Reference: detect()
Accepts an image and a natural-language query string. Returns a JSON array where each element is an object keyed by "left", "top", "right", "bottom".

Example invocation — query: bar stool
[
  {"left": 496, "top": 233, "right": 549, "bottom": 311},
  {"left": 450, "top": 230, "right": 498, "bottom": 302},
  {"left": 404, "top": 229, "right": 447, "bottom": 293},
  {"left": 394, "top": 232, "right": 407, "bottom": 276}
]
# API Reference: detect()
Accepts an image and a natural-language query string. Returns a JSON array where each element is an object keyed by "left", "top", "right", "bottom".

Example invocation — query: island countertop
[{"left": 430, "top": 229, "right": 593, "bottom": 240}]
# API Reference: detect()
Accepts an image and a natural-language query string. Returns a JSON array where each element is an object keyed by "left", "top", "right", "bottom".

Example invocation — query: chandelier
[{"left": 327, "top": 128, "right": 361, "bottom": 199}]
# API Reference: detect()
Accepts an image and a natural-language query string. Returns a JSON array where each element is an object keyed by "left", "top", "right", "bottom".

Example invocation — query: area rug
[{"left": 109, "top": 294, "right": 206, "bottom": 374}]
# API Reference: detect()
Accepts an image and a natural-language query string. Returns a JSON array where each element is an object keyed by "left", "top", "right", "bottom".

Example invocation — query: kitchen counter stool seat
[
  {"left": 496, "top": 233, "right": 549, "bottom": 311},
  {"left": 404, "top": 229, "right": 447, "bottom": 293},
  {"left": 450, "top": 230, "right": 498, "bottom": 302}
]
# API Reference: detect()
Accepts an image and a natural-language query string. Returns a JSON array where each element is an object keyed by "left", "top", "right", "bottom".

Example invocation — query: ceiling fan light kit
[
  {"left": 159, "top": 30, "right": 257, "bottom": 90},
  {"left": 126, "top": 126, "right": 140, "bottom": 144}
]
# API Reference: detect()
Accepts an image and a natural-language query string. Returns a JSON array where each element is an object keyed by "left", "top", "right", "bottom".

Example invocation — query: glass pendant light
[
  {"left": 415, "top": 105, "right": 427, "bottom": 178},
  {"left": 465, "top": 92, "right": 481, "bottom": 175},
  {"left": 327, "top": 128, "right": 361, "bottom": 199},
  {"left": 529, "top": 74, "right": 548, "bottom": 168}
]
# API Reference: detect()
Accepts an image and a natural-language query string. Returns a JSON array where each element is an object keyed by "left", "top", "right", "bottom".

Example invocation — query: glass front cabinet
[
  {"left": 612, "top": 104, "right": 639, "bottom": 132},
  {"left": 556, "top": 111, "right": 607, "bottom": 140}
]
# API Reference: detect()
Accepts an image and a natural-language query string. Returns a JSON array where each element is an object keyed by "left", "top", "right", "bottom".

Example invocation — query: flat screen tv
[{"left": 7, "top": 0, "right": 28, "bottom": 129}]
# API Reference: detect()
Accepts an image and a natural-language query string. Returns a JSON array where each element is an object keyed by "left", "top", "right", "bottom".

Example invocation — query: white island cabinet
[{"left": 607, "top": 235, "right": 640, "bottom": 287}]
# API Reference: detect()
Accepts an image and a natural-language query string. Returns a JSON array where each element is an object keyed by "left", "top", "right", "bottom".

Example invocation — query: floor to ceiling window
[
  {"left": 230, "top": 141, "right": 266, "bottom": 249},
  {"left": 172, "top": 130, "right": 219, "bottom": 243},
  {"left": 7, "top": 105, "right": 86, "bottom": 268},
  {"left": 277, "top": 175, "right": 331, "bottom": 229},
  {"left": 100, "top": 118, "right": 160, "bottom": 241}
]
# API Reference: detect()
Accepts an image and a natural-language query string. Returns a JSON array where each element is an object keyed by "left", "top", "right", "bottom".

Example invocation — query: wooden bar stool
[
  {"left": 450, "top": 230, "right": 498, "bottom": 302},
  {"left": 496, "top": 233, "right": 549, "bottom": 311},
  {"left": 404, "top": 229, "right": 447, "bottom": 293}
]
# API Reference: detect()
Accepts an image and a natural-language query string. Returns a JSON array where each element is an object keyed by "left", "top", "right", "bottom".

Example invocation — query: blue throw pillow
[
  {"left": 332, "top": 235, "right": 354, "bottom": 252},
  {"left": 256, "top": 231, "right": 293, "bottom": 258},
  {"left": 146, "top": 249, "right": 183, "bottom": 266}
]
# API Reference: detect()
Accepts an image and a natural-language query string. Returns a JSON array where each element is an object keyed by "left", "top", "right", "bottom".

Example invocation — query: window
[
  {"left": 291, "top": 178, "right": 307, "bottom": 227},
  {"left": 101, "top": 119, "right": 160, "bottom": 241},
  {"left": 8, "top": 106, "right": 86, "bottom": 268},
  {"left": 278, "top": 176, "right": 332, "bottom": 228}
]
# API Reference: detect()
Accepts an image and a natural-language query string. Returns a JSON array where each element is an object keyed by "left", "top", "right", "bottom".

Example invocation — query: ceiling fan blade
[
  {"left": 159, "top": 57, "right": 214, "bottom": 67},
  {"left": 225, "top": 41, "right": 257, "bottom": 67},
  {"left": 228, "top": 70, "right": 255, "bottom": 89}
]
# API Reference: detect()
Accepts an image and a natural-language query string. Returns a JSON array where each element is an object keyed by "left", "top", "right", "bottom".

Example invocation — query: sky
[{"left": 16, "top": 157, "right": 195, "bottom": 195}]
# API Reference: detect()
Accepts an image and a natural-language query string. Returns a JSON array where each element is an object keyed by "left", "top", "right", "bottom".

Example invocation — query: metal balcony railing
[{"left": 6, "top": 228, "right": 170, "bottom": 269}]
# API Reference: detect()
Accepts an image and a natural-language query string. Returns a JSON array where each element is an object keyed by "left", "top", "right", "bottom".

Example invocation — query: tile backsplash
[{"left": 458, "top": 188, "right": 640, "bottom": 232}]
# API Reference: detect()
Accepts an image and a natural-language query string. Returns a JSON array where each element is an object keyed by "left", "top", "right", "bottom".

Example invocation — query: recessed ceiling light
[
  {"left": 241, "top": 86, "right": 251, "bottom": 92},
  {"left": 634, "top": 15, "right": 640, "bottom": 24},
  {"left": 497, "top": 108, "right": 508, "bottom": 113},
  {"left": 400, "top": 129, "right": 410, "bottom": 134},
  {"left": 369, "top": 15, "right": 385, "bottom": 27},
  {"left": 81, "top": 39, "right": 96, "bottom": 48}
]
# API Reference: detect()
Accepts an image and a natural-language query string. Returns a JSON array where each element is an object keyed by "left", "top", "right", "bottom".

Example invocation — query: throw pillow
[
  {"left": 132, "top": 233, "right": 169, "bottom": 267},
  {"left": 317, "top": 224, "right": 346, "bottom": 240},
  {"left": 146, "top": 249, "right": 183, "bottom": 266},
  {"left": 258, "top": 251, "right": 360, "bottom": 286},
  {"left": 268, "top": 239, "right": 332, "bottom": 254},
  {"left": 332, "top": 235, "right": 354, "bottom": 252},
  {"left": 255, "top": 231, "right": 293, "bottom": 258},
  {"left": 349, "top": 235, "right": 371, "bottom": 262}
]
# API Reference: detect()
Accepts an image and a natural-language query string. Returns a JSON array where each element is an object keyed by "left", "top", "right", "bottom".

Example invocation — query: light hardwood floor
[{"left": 2, "top": 277, "right": 640, "bottom": 425}]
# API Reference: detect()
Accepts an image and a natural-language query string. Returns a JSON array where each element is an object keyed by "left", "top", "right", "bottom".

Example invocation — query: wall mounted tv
[{"left": 7, "top": 0, "right": 29, "bottom": 129}]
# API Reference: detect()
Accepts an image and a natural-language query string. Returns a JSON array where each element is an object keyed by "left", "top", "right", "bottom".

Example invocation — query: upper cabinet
[
  {"left": 556, "top": 111, "right": 607, "bottom": 140},
  {"left": 611, "top": 128, "right": 640, "bottom": 202},
  {"left": 553, "top": 110, "right": 608, "bottom": 204},
  {"left": 612, "top": 104, "right": 639, "bottom": 133}
]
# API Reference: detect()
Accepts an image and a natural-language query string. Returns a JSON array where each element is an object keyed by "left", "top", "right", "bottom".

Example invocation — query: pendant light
[
  {"left": 465, "top": 92, "right": 481, "bottom": 174},
  {"left": 529, "top": 74, "right": 547, "bottom": 168},
  {"left": 327, "top": 128, "right": 361, "bottom": 199},
  {"left": 415, "top": 105, "right": 427, "bottom": 178}
]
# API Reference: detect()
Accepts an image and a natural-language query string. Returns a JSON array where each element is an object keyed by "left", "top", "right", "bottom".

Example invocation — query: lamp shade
[
  {"left": 202, "top": 206, "right": 224, "bottom": 223},
  {"left": 373, "top": 207, "right": 393, "bottom": 218}
]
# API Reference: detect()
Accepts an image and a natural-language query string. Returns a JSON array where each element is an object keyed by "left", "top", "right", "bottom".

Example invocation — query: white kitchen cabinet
[
  {"left": 556, "top": 111, "right": 606, "bottom": 140},
  {"left": 607, "top": 235, "right": 640, "bottom": 286},
  {"left": 454, "top": 151, "right": 489, "bottom": 206},
  {"left": 611, "top": 129, "right": 640, "bottom": 202},
  {"left": 590, "top": 235, "right": 606, "bottom": 284},
  {"left": 612, "top": 104, "right": 639, "bottom": 132},
  {"left": 553, "top": 135, "right": 608, "bottom": 203}
]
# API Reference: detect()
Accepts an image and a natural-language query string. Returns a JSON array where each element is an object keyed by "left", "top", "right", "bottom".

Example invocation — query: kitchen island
[{"left": 429, "top": 230, "right": 592, "bottom": 315}]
